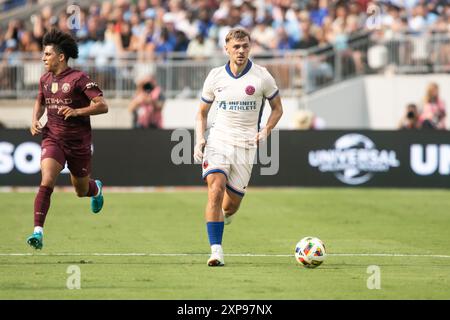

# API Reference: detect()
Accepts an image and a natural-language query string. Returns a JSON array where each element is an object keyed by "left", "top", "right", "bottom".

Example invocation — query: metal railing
[
  {"left": 375, "top": 33, "right": 450, "bottom": 74},
  {"left": 300, "top": 31, "right": 372, "bottom": 93},
  {"left": 1, "top": 32, "right": 448, "bottom": 99},
  {"left": 0, "top": 50, "right": 306, "bottom": 99}
]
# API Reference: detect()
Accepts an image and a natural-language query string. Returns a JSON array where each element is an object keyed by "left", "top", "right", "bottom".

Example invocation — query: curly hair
[{"left": 42, "top": 28, "right": 78, "bottom": 61}]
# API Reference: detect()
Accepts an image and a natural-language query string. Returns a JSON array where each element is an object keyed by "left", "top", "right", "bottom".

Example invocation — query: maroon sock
[
  {"left": 34, "top": 185, "right": 54, "bottom": 227},
  {"left": 86, "top": 179, "right": 99, "bottom": 197}
]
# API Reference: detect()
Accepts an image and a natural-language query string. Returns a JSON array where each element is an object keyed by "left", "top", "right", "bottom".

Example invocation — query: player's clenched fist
[
  {"left": 194, "top": 138, "right": 206, "bottom": 163},
  {"left": 30, "top": 120, "right": 42, "bottom": 136},
  {"left": 255, "top": 127, "right": 270, "bottom": 144}
]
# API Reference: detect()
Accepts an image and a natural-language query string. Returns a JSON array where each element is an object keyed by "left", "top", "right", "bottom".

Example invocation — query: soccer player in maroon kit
[{"left": 27, "top": 29, "right": 108, "bottom": 250}]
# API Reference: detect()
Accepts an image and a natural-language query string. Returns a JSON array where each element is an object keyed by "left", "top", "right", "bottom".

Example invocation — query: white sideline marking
[{"left": 0, "top": 253, "right": 450, "bottom": 258}]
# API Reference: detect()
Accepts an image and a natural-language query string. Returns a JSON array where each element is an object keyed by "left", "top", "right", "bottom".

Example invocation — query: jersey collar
[
  {"left": 225, "top": 59, "right": 253, "bottom": 79},
  {"left": 52, "top": 67, "right": 72, "bottom": 79}
]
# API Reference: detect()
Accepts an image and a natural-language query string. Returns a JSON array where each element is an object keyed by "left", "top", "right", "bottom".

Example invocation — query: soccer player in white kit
[{"left": 194, "top": 28, "right": 283, "bottom": 266}]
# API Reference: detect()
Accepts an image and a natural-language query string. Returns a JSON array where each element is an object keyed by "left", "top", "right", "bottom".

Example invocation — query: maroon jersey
[{"left": 38, "top": 67, "right": 103, "bottom": 145}]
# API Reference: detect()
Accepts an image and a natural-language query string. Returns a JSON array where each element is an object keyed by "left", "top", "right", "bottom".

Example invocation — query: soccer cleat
[
  {"left": 223, "top": 213, "right": 234, "bottom": 225},
  {"left": 91, "top": 180, "right": 104, "bottom": 214},
  {"left": 207, "top": 246, "right": 225, "bottom": 267},
  {"left": 27, "top": 232, "right": 43, "bottom": 250}
]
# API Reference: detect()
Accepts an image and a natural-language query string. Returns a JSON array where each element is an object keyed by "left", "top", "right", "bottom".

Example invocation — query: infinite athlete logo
[{"left": 245, "top": 85, "right": 255, "bottom": 95}]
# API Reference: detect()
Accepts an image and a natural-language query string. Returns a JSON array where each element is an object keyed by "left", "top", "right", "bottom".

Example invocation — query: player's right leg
[
  {"left": 221, "top": 145, "right": 254, "bottom": 225},
  {"left": 205, "top": 173, "right": 227, "bottom": 267},
  {"left": 202, "top": 142, "right": 231, "bottom": 266},
  {"left": 27, "top": 157, "right": 63, "bottom": 250}
]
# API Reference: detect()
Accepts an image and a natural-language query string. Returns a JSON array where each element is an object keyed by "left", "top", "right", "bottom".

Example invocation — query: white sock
[
  {"left": 211, "top": 244, "right": 222, "bottom": 253},
  {"left": 34, "top": 226, "right": 43, "bottom": 234},
  {"left": 95, "top": 181, "right": 101, "bottom": 197}
]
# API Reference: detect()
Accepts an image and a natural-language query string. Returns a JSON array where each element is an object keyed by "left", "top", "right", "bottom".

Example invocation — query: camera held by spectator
[
  {"left": 142, "top": 81, "right": 155, "bottom": 93},
  {"left": 398, "top": 103, "right": 420, "bottom": 129},
  {"left": 128, "top": 76, "right": 165, "bottom": 129}
]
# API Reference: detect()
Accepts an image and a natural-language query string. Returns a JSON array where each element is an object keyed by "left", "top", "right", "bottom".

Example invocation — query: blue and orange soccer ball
[{"left": 295, "top": 236, "right": 326, "bottom": 268}]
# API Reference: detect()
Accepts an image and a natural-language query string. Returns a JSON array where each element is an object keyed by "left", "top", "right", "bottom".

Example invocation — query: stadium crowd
[
  {"left": 0, "top": 0, "right": 449, "bottom": 98},
  {"left": 1, "top": 0, "right": 449, "bottom": 61}
]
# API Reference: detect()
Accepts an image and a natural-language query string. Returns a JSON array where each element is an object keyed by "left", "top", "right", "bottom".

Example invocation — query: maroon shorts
[{"left": 41, "top": 137, "right": 92, "bottom": 177}]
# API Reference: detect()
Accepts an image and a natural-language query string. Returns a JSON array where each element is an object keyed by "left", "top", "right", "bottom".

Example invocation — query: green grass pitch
[{"left": 1, "top": 188, "right": 449, "bottom": 299}]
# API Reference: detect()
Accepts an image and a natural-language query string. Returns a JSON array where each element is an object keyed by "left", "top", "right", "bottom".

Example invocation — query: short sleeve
[
  {"left": 262, "top": 68, "right": 279, "bottom": 100},
  {"left": 76, "top": 73, "right": 103, "bottom": 100},
  {"left": 200, "top": 70, "right": 215, "bottom": 104}
]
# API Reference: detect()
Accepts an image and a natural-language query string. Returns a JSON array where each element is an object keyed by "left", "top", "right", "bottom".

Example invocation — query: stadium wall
[
  {"left": 303, "top": 74, "right": 450, "bottom": 129},
  {"left": 0, "top": 98, "right": 301, "bottom": 130},
  {"left": 1, "top": 129, "right": 450, "bottom": 188},
  {"left": 364, "top": 74, "right": 450, "bottom": 129}
]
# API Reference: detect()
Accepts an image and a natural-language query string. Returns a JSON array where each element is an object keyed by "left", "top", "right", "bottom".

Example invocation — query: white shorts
[{"left": 202, "top": 142, "right": 257, "bottom": 197}]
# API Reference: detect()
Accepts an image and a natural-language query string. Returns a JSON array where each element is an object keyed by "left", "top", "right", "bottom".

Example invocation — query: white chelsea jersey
[{"left": 201, "top": 60, "right": 279, "bottom": 148}]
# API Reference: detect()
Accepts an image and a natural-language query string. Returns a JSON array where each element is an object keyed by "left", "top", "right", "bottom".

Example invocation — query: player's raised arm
[
  {"left": 58, "top": 74, "right": 108, "bottom": 120},
  {"left": 256, "top": 94, "right": 283, "bottom": 143},
  {"left": 194, "top": 101, "right": 212, "bottom": 163},
  {"left": 59, "top": 95, "right": 108, "bottom": 119}
]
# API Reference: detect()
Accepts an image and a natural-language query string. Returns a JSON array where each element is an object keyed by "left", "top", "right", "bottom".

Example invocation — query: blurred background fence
[{"left": 1, "top": 32, "right": 449, "bottom": 99}]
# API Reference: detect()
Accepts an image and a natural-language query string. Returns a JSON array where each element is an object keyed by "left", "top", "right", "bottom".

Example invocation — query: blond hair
[
  {"left": 425, "top": 82, "right": 439, "bottom": 103},
  {"left": 225, "top": 28, "right": 251, "bottom": 43}
]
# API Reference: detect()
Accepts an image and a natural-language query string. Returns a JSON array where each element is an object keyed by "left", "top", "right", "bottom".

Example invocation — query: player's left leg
[
  {"left": 67, "top": 154, "right": 103, "bottom": 214},
  {"left": 70, "top": 174, "right": 104, "bottom": 214},
  {"left": 222, "top": 188, "right": 243, "bottom": 225}
]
